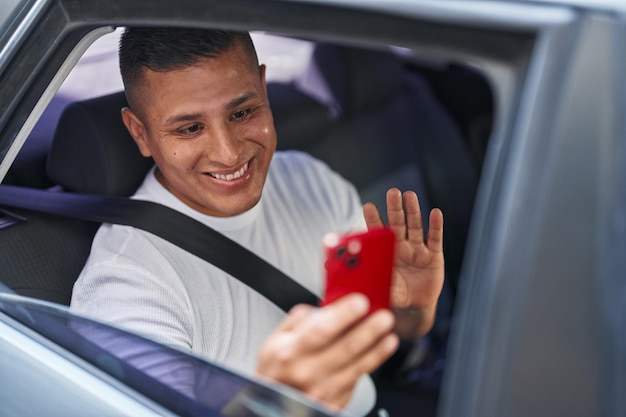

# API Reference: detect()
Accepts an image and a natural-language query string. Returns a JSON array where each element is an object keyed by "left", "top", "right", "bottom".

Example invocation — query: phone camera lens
[
  {"left": 336, "top": 246, "right": 346, "bottom": 258},
  {"left": 347, "top": 256, "right": 359, "bottom": 268}
]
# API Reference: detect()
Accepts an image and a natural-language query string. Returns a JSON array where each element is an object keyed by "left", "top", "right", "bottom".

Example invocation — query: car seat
[
  {"left": 0, "top": 92, "right": 147, "bottom": 304},
  {"left": 46, "top": 92, "right": 153, "bottom": 196}
]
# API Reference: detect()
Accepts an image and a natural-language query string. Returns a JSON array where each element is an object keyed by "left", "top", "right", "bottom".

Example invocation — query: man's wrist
[{"left": 392, "top": 303, "right": 437, "bottom": 339}]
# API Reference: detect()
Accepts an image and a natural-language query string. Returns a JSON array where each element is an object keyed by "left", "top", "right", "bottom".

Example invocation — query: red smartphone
[{"left": 321, "top": 227, "right": 396, "bottom": 315}]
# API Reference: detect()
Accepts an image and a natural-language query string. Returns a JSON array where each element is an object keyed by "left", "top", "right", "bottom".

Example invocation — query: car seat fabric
[
  {"left": 298, "top": 43, "right": 406, "bottom": 119},
  {"left": 46, "top": 92, "right": 154, "bottom": 196},
  {"left": 267, "top": 83, "right": 334, "bottom": 150},
  {"left": 415, "top": 63, "right": 494, "bottom": 171},
  {"left": 275, "top": 43, "right": 433, "bottom": 218},
  {"left": 0, "top": 207, "right": 99, "bottom": 304}
]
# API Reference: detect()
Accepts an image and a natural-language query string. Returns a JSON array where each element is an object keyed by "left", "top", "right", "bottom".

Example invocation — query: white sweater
[{"left": 71, "top": 151, "right": 375, "bottom": 415}]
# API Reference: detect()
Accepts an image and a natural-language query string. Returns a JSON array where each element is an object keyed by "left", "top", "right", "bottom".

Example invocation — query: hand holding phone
[{"left": 321, "top": 227, "right": 396, "bottom": 316}]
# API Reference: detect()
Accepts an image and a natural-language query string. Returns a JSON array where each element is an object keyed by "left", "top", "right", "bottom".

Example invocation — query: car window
[{"left": 0, "top": 294, "right": 335, "bottom": 417}]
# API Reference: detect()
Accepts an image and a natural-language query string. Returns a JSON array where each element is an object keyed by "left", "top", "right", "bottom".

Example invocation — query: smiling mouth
[{"left": 207, "top": 161, "right": 250, "bottom": 181}]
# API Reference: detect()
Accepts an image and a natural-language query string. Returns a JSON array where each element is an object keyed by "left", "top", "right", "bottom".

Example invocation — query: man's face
[{"left": 122, "top": 44, "right": 277, "bottom": 217}]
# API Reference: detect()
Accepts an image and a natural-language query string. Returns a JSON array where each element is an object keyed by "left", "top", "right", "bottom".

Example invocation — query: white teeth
[{"left": 210, "top": 162, "right": 248, "bottom": 181}]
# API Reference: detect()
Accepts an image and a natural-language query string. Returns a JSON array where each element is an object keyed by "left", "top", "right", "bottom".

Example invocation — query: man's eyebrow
[
  {"left": 164, "top": 113, "right": 205, "bottom": 127},
  {"left": 228, "top": 92, "right": 258, "bottom": 110}
]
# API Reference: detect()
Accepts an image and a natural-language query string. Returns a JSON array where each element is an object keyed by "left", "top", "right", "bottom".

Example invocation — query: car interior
[{"left": 0, "top": 28, "right": 493, "bottom": 415}]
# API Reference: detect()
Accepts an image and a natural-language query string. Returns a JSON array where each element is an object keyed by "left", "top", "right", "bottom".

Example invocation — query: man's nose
[{"left": 209, "top": 123, "right": 242, "bottom": 164}]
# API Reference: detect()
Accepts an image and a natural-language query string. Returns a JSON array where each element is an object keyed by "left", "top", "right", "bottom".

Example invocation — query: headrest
[
  {"left": 295, "top": 43, "right": 405, "bottom": 119},
  {"left": 268, "top": 82, "right": 334, "bottom": 150},
  {"left": 46, "top": 92, "right": 154, "bottom": 196}
]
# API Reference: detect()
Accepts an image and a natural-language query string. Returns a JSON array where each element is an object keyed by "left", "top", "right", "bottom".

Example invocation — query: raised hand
[{"left": 362, "top": 188, "right": 444, "bottom": 338}]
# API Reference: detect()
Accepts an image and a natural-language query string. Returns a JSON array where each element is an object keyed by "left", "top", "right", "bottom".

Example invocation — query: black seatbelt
[{"left": 0, "top": 184, "right": 319, "bottom": 312}]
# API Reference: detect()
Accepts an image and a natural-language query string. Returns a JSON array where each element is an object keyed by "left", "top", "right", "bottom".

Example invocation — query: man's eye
[
  {"left": 232, "top": 109, "right": 251, "bottom": 120},
  {"left": 179, "top": 124, "right": 202, "bottom": 135}
]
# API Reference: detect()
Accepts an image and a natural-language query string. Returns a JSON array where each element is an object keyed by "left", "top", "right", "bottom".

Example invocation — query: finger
[
  {"left": 427, "top": 208, "right": 444, "bottom": 253},
  {"left": 308, "top": 332, "right": 399, "bottom": 410},
  {"left": 294, "top": 294, "right": 370, "bottom": 352},
  {"left": 362, "top": 201, "right": 385, "bottom": 230},
  {"left": 386, "top": 188, "right": 406, "bottom": 240},
  {"left": 313, "top": 309, "right": 397, "bottom": 373},
  {"left": 337, "top": 332, "right": 399, "bottom": 377},
  {"left": 275, "top": 303, "right": 318, "bottom": 332},
  {"left": 403, "top": 191, "right": 425, "bottom": 245}
]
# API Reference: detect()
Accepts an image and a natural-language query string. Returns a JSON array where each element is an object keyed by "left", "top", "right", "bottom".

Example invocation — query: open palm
[{"left": 363, "top": 188, "right": 444, "bottom": 338}]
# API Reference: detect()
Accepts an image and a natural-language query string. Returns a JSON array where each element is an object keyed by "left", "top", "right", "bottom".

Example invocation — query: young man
[{"left": 71, "top": 27, "right": 444, "bottom": 414}]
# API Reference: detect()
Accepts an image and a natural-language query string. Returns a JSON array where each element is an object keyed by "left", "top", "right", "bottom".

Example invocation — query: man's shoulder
[
  {"left": 89, "top": 223, "right": 163, "bottom": 261},
  {"left": 272, "top": 149, "right": 321, "bottom": 166},
  {"left": 271, "top": 150, "right": 334, "bottom": 179},
  {"left": 268, "top": 150, "right": 359, "bottom": 210}
]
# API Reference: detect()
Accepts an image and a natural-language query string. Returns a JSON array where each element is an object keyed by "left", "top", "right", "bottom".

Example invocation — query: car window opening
[{"left": 0, "top": 25, "right": 495, "bottom": 417}]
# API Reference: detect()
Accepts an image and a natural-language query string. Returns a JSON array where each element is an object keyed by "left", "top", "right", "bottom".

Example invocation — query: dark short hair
[{"left": 119, "top": 27, "right": 258, "bottom": 106}]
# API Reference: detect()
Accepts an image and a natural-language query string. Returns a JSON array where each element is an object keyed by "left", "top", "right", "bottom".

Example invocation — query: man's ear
[
  {"left": 259, "top": 64, "right": 267, "bottom": 96},
  {"left": 121, "top": 107, "right": 152, "bottom": 158}
]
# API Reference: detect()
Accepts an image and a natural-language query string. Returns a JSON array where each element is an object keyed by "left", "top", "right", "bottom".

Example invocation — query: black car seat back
[
  {"left": 47, "top": 92, "right": 154, "bottom": 196},
  {"left": 0, "top": 207, "right": 99, "bottom": 304},
  {"left": 0, "top": 92, "right": 143, "bottom": 304},
  {"left": 272, "top": 43, "right": 431, "bottom": 217}
]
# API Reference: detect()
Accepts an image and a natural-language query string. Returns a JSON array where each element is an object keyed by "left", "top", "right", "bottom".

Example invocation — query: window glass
[{"left": 0, "top": 296, "right": 334, "bottom": 417}]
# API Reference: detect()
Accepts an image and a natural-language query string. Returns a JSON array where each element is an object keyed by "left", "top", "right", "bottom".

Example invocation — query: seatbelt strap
[{"left": 0, "top": 184, "right": 319, "bottom": 312}]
